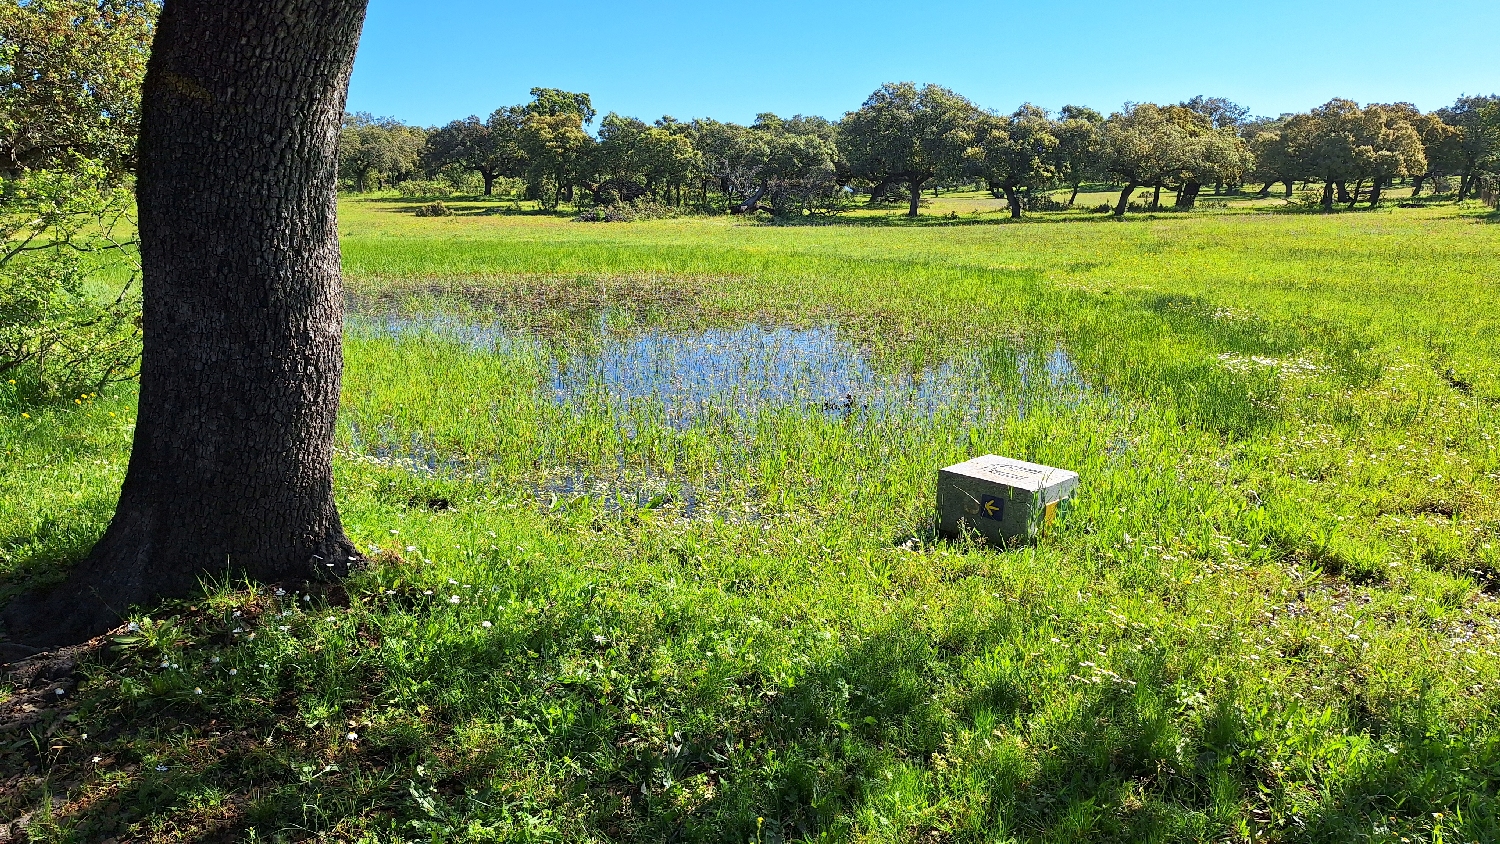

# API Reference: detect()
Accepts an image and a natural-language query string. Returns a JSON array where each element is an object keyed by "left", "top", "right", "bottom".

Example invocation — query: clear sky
[{"left": 347, "top": 0, "right": 1500, "bottom": 127}]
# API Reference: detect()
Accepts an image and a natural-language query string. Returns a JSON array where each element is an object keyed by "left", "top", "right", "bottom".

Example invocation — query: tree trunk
[
  {"left": 732, "top": 183, "right": 769, "bottom": 214},
  {"left": 1113, "top": 181, "right": 1137, "bottom": 217},
  {"left": 908, "top": 175, "right": 923, "bottom": 217},
  {"left": 1067, "top": 183, "right": 1080, "bottom": 206},
  {"left": 1368, "top": 177, "right": 1384, "bottom": 207},
  {"left": 1150, "top": 182, "right": 1162, "bottom": 210},
  {"left": 1175, "top": 181, "right": 1201, "bottom": 210},
  {"left": 482, "top": 171, "right": 496, "bottom": 196},
  {"left": 1284, "top": 179, "right": 1294, "bottom": 198},
  {"left": 2, "top": 0, "right": 368, "bottom": 650},
  {"left": 1321, "top": 179, "right": 1335, "bottom": 210},
  {"left": 1347, "top": 179, "right": 1363, "bottom": 208},
  {"left": 1257, "top": 180, "right": 1273, "bottom": 197},
  {"left": 1335, "top": 180, "right": 1351, "bottom": 203},
  {"left": 867, "top": 177, "right": 891, "bottom": 203},
  {"left": 1003, "top": 185, "right": 1022, "bottom": 219},
  {"left": 1411, "top": 174, "right": 1425, "bottom": 197},
  {"left": 1458, "top": 174, "right": 1473, "bottom": 201}
]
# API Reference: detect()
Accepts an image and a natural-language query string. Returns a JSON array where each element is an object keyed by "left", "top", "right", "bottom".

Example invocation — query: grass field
[{"left": 3, "top": 194, "right": 1500, "bottom": 842}]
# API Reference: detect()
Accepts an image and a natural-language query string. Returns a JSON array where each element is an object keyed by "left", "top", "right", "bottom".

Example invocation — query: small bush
[
  {"left": 574, "top": 198, "right": 679, "bottom": 223},
  {"left": 1024, "top": 193, "right": 1070, "bottom": 213},
  {"left": 397, "top": 180, "right": 454, "bottom": 199},
  {"left": 1479, "top": 176, "right": 1499, "bottom": 209},
  {"left": 413, "top": 201, "right": 454, "bottom": 218}
]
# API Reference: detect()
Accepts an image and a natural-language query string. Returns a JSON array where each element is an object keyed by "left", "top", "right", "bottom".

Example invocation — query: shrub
[
  {"left": 413, "top": 201, "right": 454, "bottom": 218},
  {"left": 396, "top": 180, "right": 454, "bottom": 199},
  {"left": 1024, "top": 193, "right": 1071, "bottom": 212},
  {"left": 1, "top": 164, "right": 141, "bottom": 405},
  {"left": 1479, "top": 176, "right": 1499, "bottom": 209},
  {"left": 574, "top": 198, "right": 679, "bottom": 223}
]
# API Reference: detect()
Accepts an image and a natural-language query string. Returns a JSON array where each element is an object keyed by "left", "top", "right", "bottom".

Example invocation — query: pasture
[{"left": 3, "top": 196, "right": 1499, "bottom": 842}]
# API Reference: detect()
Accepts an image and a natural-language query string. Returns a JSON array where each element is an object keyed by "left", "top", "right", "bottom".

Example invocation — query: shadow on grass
[{"left": 12, "top": 567, "right": 1500, "bottom": 843}]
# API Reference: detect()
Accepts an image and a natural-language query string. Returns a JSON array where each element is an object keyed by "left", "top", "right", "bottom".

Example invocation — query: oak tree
[
  {"left": 840, "top": 82, "right": 975, "bottom": 217},
  {"left": 422, "top": 109, "right": 525, "bottom": 196},
  {"left": 963, "top": 105, "right": 1058, "bottom": 218},
  {"left": 4, "top": 0, "right": 371, "bottom": 648},
  {"left": 339, "top": 112, "right": 425, "bottom": 193},
  {"left": 0, "top": 0, "right": 156, "bottom": 177}
]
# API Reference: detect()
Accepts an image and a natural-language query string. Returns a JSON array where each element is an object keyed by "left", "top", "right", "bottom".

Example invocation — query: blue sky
[{"left": 347, "top": 0, "right": 1500, "bottom": 127}]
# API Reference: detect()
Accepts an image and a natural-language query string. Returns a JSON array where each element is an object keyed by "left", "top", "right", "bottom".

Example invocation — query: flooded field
[{"left": 341, "top": 311, "right": 1093, "bottom": 518}]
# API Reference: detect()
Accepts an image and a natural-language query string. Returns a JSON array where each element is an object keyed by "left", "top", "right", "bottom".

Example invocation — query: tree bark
[
  {"left": 1335, "top": 180, "right": 1351, "bottom": 203},
  {"left": 1283, "top": 179, "right": 1294, "bottom": 198},
  {"left": 3, "top": 0, "right": 369, "bottom": 650},
  {"left": 1347, "top": 179, "right": 1363, "bottom": 208},
  {"left": 1411, "top": 174, "right": 1425, "bottom": 197},
  {"left": 908, "top": 175, "right": 924, "bottom": 217},
  {"left": 1003, "top": 185, "right": 1022, "bottom": 218},
  {"left": 1458, "top": 174, "right": 1473, "bottom": 201},
  {"left": 1067, "top": 183, "right": 1080, "bottom": 206},
  {"left": 1150, "top": 182, "right": 1162, "bottom": 210},
  {"left": 1321, "top": 179, "right": 1335, "bottom": 210},
  {"left": 482, "top": 171, "right": 496, "bottom": 196},
  {"left": 1367, "top": 177, "right": 1384, "bottom": 207},
  {"left": 1113, "top": 181, "right": 1137, "bottom": 217}
]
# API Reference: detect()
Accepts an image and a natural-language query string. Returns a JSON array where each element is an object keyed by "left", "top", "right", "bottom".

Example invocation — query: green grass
[{"left": 3, "top": 195, "right": 1499, "bottom": 842}]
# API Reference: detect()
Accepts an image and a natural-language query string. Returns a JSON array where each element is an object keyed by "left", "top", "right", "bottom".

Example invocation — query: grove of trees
[{"left": 341, "top": 85, "right": 1500, "bottom": 219}]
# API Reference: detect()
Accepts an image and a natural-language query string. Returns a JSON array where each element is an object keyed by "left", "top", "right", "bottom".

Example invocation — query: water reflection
[{"left": 349, "top": 316, "right": 1083, "bottom": 430}]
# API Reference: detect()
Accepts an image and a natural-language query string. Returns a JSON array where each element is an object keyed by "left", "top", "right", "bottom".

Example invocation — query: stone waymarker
[{"left": 937, "top": 455, "right": 1079, "bottom": 545}]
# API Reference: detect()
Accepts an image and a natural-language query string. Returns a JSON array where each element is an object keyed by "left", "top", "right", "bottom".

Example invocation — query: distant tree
[
  {"left": 1355, "top": 103, "right": 1426, "bottom": 206},
  {"left": 338, "top": 112, "right": 425, "bottom": 192},
  {"left": 1286, "top": 99, "right": 1366, "bottom": 210},
  {"left": 1244, "top": 116, "right": 1300, "bottom": 197},
  {"left": 963, "top": 104, "right": 1058, "bottom": 218},
  {"left": 1101, "top": 103, "right": 1191, "bottom": 216},
  {"left": 589, "top": 113, "right": 650, "bottom": 203},
  {"left": 525, "top": 87, "right": 596, "bottom": 124},
  {"left": 1164, "top": 106, "right": 1252, "bottom": 209},
  {"left": 839, "top": 82, "right": 976, "bottom": 217},
  {"left": 685, "top": 117, "right": 739, "bottom": 204},
  {"left": 521, "top": 116, "right": 591, "bottom": 209},
  {"left": 639, "top": 126, "right": 698, "bottom": 204},
  {"left": 517, "top": 88, "right": 595, "bottom": 208},
  {"left": 0, "top": 0, "right": 157, "bottom": 177},
  {"left": 1437, "top": 94, "right": 1500, "bottom": 200},
  {"left": 1180, "top": 97, "right": 1250, "bottom": 194},
  {"left": 1283, "top": 99, "right": 1425, "bottom": 209},
  {"left": 422, "top": 109, "right": 525, "bottom": 196},
  {"left": 708, "top": 115, "right": 843, "bottom": 217},
  {"left": 1053, "top": 105, "right": 1103, "bottom": 206},
  {"left": 589, "top": 114, "right": 699, "bottom": 205},
  {"left": 1408, "top": 110, "right": 1462, "bottom": 195},
  {"left": 1181, "top": 95, "right": 1249, "bottom": 130}
]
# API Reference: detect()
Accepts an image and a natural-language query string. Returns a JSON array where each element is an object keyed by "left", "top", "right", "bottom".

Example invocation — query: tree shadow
[{"left": 14, "top": 575, "right": 1500, "bottom": 843}]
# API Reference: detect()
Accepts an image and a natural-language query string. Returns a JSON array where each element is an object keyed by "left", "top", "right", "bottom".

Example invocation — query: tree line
[{"left": 342, "top": 85, "right": 1500, "bottom": 218}]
